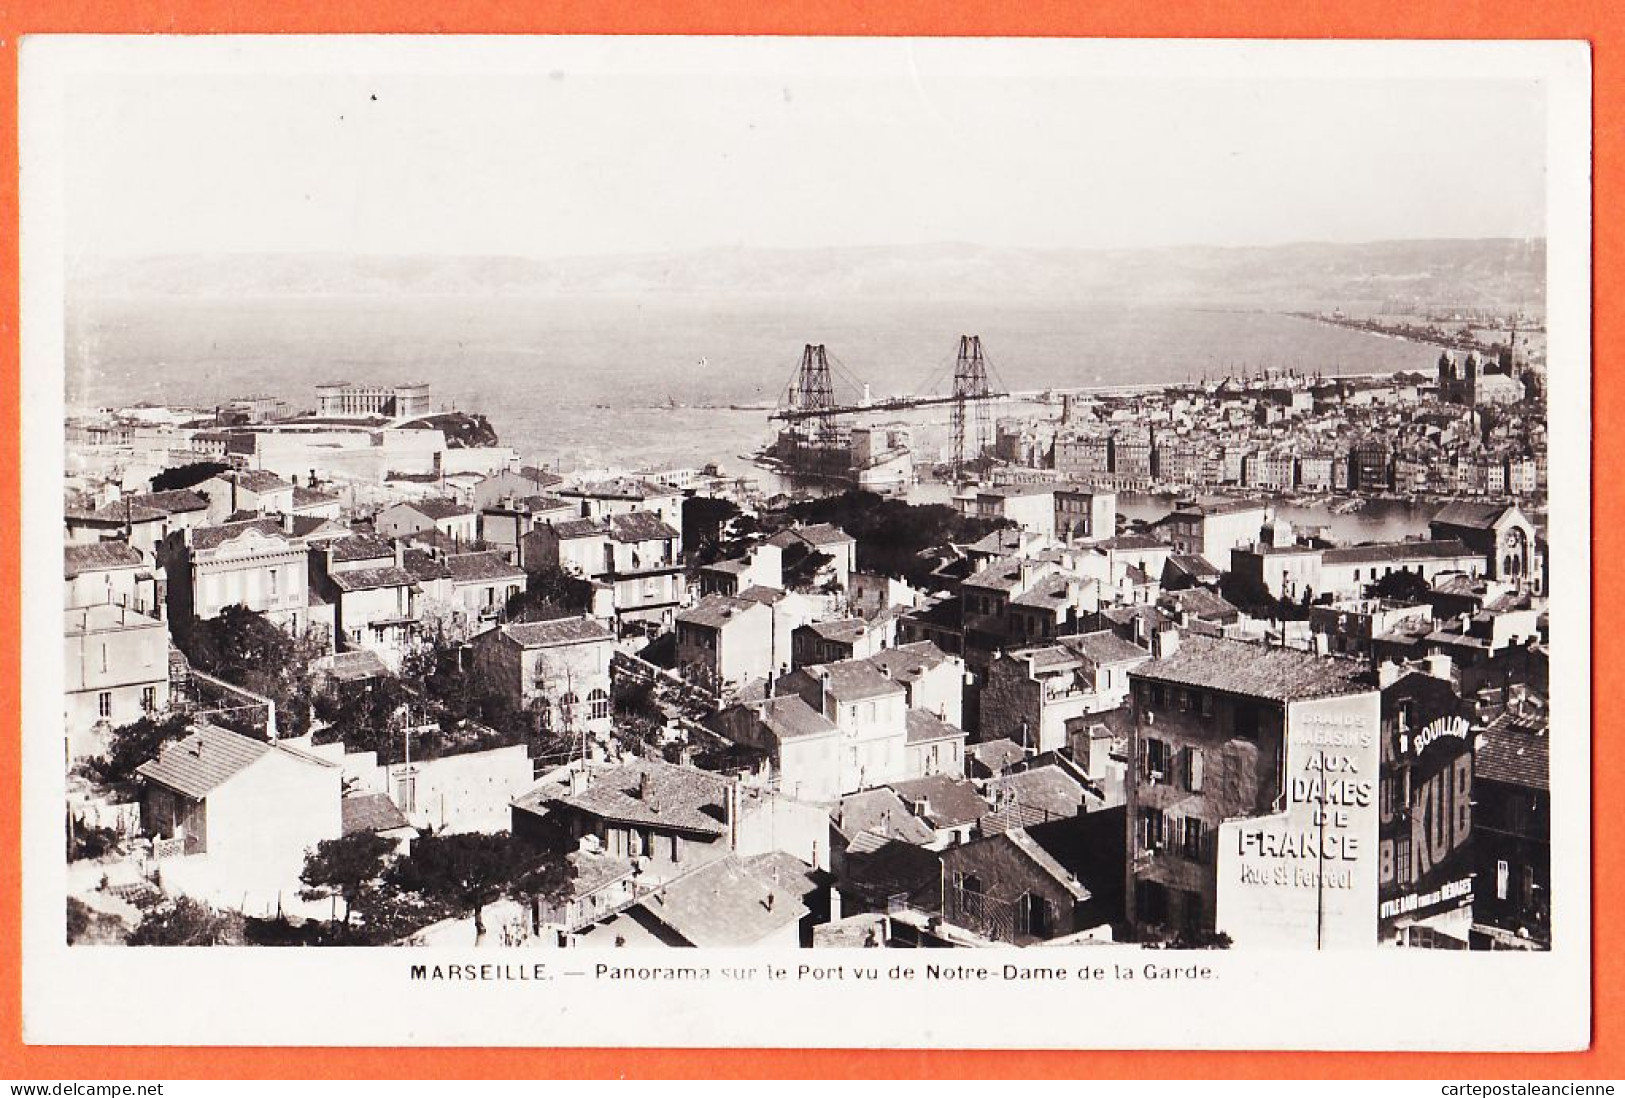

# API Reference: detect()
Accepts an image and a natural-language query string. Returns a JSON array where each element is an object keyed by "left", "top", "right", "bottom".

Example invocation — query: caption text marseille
[{"left": 408, "top": 961, "right": 1216, "bottom": 984}]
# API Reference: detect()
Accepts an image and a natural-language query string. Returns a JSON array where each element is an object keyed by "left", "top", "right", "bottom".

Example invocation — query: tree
[
  {"left": 173, "top": 605, "right": 323, "bottom": 738},
  {"left": 1370, "top": 567, "right": 1431, "bottom": 604},
  {"left": 127, "top": 896, "right": 244, "bottom": 946},
  {"left": 389, "top": 831, "right": 517, "bottom": 938},
  {"left": 507, "top": 836, "right": 572, "bottom": 937},
  {"left": 504, "top": 565, "right": 593, "bottom": 623},
  {"left": 681, "top": 496, "right": 742, "bottom": 567},
  {"left": 150, "top": 462, "right": 227, "bottom": 492},
  {"left": 79, "top": 712, "right": 192, "bottom": 795},
  {"left": 300, "top": 832, "right": 397, "bottom": 927}
]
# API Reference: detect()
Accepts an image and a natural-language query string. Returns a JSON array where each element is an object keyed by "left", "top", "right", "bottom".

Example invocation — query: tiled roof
[
  {"left": 1166, "top": 553, "right": 1222, "bottom": 578},
  {"left": 342, "top": 792, "right": 414, "bottom": 836},
  {"left": 964, "top": 560, "right": 1028, "bottom": 593},
  {"left": 1010, "top": 573, "right": 1085, "bottom": 609},
  {"left": 547, "top": 518, "right": 605, "bottom": 540},
  {"left": 1476, "top": 713, "right": 1550, "bottom": 791},
  {"left": 330, "top": 535, "right": 395, "bottom": 562},
  {"left": 756, "top": 696, "right": 838, "bottom": 742},
  {"left": 1133, "top": 633, "right": 1370, "bottom": 702},
  {"left": 401, "top": 548, "right": 453, "bottom": 581},
  {"left": 136, "top": 489, "right": 211, "bottom": 514},
  {"left": 803, "top": 618, "right": 872, "bottom": 645},
  {"left": 222, "top": 470, "right": 291, "bottom": 493},
  {"left": 865, "top": 642, "right": 950, "bottom": 681},
  {"left": 64, "top": 541, "right": 144, "bottom": 578},
  {"left": 1004, "top": 828, "right": 1092, "bottom": 901},
  {"left": 517, "top": 466, "right": 566, "bottom": 487},
  {"left": 986, "top": 766, "right": 1085, "bottom": 821},
  {"left": 608, "top": 511, "right": 679, "bottom": 544},
  {"left": 318, "top": 649, "right": 390, "bottom": 683},
  {"left": 970, "top": 738, "right": 1027, "bottom": 775},
  {"left": 558, "top": 758, "right": 731, "bottom": 836},
  {"left": 794, "top": 522, "right": 855, "bottom": 548},
  {"left": 1096, "top": 534, "right": 1166, "bottom": 551},
  {"left": 737, "top": 586, "right": 787, "bottom": 607},
  {"left": 805, "top": 661, "right": 905, "bottom": 703},
  {"left": 1431, "top": 502, "right": 1515, "bottom": 530},
  {"left": 635, "top": 856, "right": 806, "bottom": 947},
  {"left": 678, "top": 593, "right": 760, "bottom": 630},
  {"left": 1058, "top": 630, "right": 1149, "bottom": 666},
  {"left": 134, "top": 724, "right": 333, "bottom": 800},
  {"left": 884, "top": 775, "right": 990, "bottom": 829},
  {"left": 400, "top": 497, "right": 474, "bottom": 521},
  {"left": 501, "top": 617, "right": 613, "bottom": 648},
  {"left": 833, "top": 789, "right": 936, "bottom": 845},
  {"left": 191, "top": 517, "right": 292, "bottom": 551},
  {"left": 1163, "top": 587, "right": 1241, "bottom": 622},
  {"left": 328, "top": 566, "right": 418, "bottom": 593},
  {"left": 904, "top": 708, "right": 963, "bottom": 745},
  {"left": 292, "top": 485, "right": 340, "bottom": 508},
  {"left": 1323, "top": 539, "right": 1476, "bottom": 565},
  {"left": 447, "top": 551, "right": 526, "bottom": 583},
  {"left": 740, "top": 851, "right": 823, "bottom": 903}
]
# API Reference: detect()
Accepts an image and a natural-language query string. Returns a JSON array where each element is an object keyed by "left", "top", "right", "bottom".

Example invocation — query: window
[
  {"left": 1185, "top": 747, "right": 1205, "bottom": 793},
  {"left": 1176, "top": 689, "right": 1190, "bottom": 712},
  {"left": 1177, "top": 816, "right": 1210, "bottom": 862},
  {"left": 97, "top": 692, "right": 112, "bottom": 719},
  {"left": 1139, "top": 807, "right": 1167, "bottom": 851},
  {"left": 269, "top": 568, "right": 278, "bottom": 598},
  {"left": 587, "top": 689, "right": 610, "bottom": 722},
  {"left": 1142, "top": 737, "right": 1172, "bottom": 781},
  {"left": 1496, "top": 859, "right": 1510, "bottom": 901},
  {"left": 1199, "top": 692, "right": 1215, "bottom": 718},
  {"left": 141, "top": 686, "right": 156, "bottom": 712}
]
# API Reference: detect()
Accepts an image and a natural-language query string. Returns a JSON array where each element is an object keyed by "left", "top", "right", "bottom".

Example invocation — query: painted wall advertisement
[
  {"left": 1215, "top": 691, "right": 1382, "bottom": 948},
  {"left": 1378, "top": 711, "right": 1474, "bottom": 939}
]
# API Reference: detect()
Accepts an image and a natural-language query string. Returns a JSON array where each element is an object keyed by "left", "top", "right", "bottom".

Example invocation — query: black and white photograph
[{"left": 20, "top": 35, "right": 1592, "bottom": 1049}]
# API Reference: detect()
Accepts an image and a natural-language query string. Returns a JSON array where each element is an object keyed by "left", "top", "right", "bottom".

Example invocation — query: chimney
[
  {"left": 828, "top": 886, "right": 843, "bottom": 923},
  {"left": 1377, "top": 660, "right": 1402, "bottom": 688},
  {"left": 394, "top": 540, "right": 405, "bottom": 569},
  {"left": 1151, "top": 628, "right": 1180, "bottom": 660},
  {"left": 638, "top": 771, "right": 651, "bottom": 800},
  {"left": 568, "top": 765, "right": 589, "bottom": 796},
  {"left": 1426, "top": 653, "right": 1453, "bottom": 682},
  {"left": 282, "top": 511, "right": 295, "bottom": 535}
]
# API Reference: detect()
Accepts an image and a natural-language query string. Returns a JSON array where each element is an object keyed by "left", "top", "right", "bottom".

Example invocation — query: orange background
[{"left": 0, "top": 0, "right": 1611, "bottom": 1080}]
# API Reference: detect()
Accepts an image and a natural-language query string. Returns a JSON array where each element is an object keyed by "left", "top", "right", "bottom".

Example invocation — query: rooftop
[
  {"left": 634, "top": 856, "right": 806, "bottom": 947},
  {"left": 447, "top": 551, "right": 526, "bottom": 583},
  {"left": 557, "top": 757, "right": 731, "bottom": 836},
  {"left": 341, "top": 792, "right": 415, "bottom": 836},
  {"left": 328, "top": 566, "right": 418, "bottom": 594},
  {"left": 678, "top": 593, "right": 761, "bottom": 630},
  {"left": 756, "top": 696, "right": 839, "bottom": 742},
  {"left": 1476, "top": 710, "right": 1550, "bottom": 791},
  {"left": 191, "top": 517, "right": 294, "bottom": 552},
  {"left": 1431, "top": 502, "right": 1521, "bottom": 530},
  {"left": 1322, "top": 539, "right": 1477, "bottom": 566},
  {"left": 135, "top": 724, "right": 334, "bottom": 801},
  {"left": 501, "top": 617, "right": 613, "bottom": 648},
  {"left": 64, "top": 540, "right": 144, "bottom": 578},
  {"left": 1132, "top": 633, "right": 1371, "bottom": 702},
  {"left": 884, "top": 774, "right": 990, "bottom": 829},
  {"left": 395, "top": 497, "right": 474, "bottom": 521},
  {"left": 608, "top": 511, "right": 680, "bottom": 544}
]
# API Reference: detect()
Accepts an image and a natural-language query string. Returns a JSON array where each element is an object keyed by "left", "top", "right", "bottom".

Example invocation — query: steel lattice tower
[
  {"left": 789, "top": 343, "right": 837, "bottom": 472},
  {"left": 951, "top": 335, "right": 993, "bottom": 482}
]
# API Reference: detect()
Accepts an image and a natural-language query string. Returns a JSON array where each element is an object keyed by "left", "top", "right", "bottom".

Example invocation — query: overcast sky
[{"left": 52, "top": 38, "right": 1550, "bottom": 259}]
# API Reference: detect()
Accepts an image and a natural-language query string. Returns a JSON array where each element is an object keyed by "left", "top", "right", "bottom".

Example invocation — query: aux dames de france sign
[{"left": 1216, "top": 692, "right": 1382, "bottom": 949}]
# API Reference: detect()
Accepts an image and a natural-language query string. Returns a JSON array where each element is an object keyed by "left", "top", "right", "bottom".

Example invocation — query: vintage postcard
[{"left": 17, "top": 35, "right": 1592, "bottom": 1050}]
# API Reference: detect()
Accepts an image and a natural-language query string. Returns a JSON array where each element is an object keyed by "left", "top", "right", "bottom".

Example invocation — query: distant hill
[{"left": 70, "top": 238, "right": 1546, "bottom": 314}]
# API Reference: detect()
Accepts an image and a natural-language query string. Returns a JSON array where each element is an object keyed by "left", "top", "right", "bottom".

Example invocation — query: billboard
[{"left": 1215, "top": 690, "right": 1382, "bottom": 948}]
